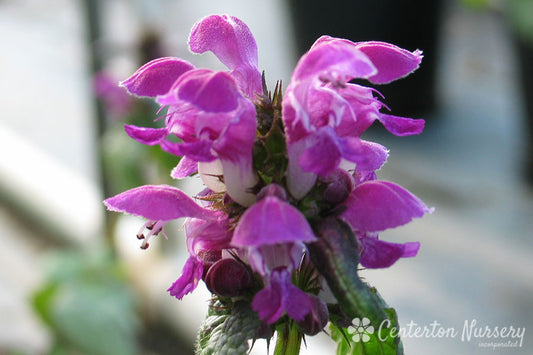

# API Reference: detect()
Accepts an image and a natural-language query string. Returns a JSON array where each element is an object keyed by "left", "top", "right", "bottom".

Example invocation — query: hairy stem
[{"left": 274, "top": 322, "right": 302, "bottom": 355}]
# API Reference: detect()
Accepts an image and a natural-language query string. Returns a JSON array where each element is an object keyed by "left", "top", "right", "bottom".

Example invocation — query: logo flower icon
[{"left": 348, "top": 317, "right": 375, "bottom": 343}]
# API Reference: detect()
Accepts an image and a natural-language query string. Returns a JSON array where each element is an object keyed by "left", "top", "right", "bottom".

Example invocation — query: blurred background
[{"left": 1, "top": 0, "right": 532, "bottom": 354}]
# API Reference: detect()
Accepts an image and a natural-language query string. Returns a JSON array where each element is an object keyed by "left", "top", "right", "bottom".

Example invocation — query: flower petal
[
  {"left": 344, "top": 139, "right": 389, "bottom": 172},
  {"left": 299, "top": 128, "right": 343, "bottom": 176},
  {"left": 359, "top": 234, "right": 420, "bottom": 268},
  {"left": 295, "top": 35, "right": 376, "bottom": 82},
  {"left": 247, "top": 243, "right": 305, "bottom": 276},
  {"left": 171, "top": 156, "right": 198, "bottom": 179},
  {"left": 342, "top": 180, "right": 432, "bottom": 232},
  {"left": 354, "top": 41, "right": 423, "bottom": 84},
  {"left": 124, "top": 124, "right": 168, "bottom": 145},
  {"left": 176, "top": 140, "right": 217, "bottom": 162},
  {"left": 104, "top": 185, "right": 216, "bottom": 221},
  {"left": 377, "top": 114, "right": 425, "bottom": 136},
  {"left": 167, "top": 256, "right": 203, "bottom": 299},
  {"left": 252, "top": 268, "right": 314, "bottom": 324},
  {"left": 252, "top": 274, "right": 283, "bottom": 324},
  {"left": 184, "top": 215, "right": 233, "bottom": 255},
  {"left": 189, "top": 14, "right": 261, "bottom": 98},
  {"left": 286, "top": 137, "right": 318, "bottom": 199},
  {"left": 232, "top": 196, "right": 316, "bottom": 247},
  {"left": 178, "top": 70, "right": 240, "bottom": 113},
  {"left": 120, "top": 57, "right": 194, "bottom": 97}
]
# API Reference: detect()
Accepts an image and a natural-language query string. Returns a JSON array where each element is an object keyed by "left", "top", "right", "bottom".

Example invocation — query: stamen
[{"left": 136, "top": 220, "right": 167, "bottom": 249}]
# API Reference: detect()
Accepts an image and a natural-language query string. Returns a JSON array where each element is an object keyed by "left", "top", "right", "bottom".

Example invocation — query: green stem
[{"left": 274, "top": 322, "right": 302, "bottom": 355}]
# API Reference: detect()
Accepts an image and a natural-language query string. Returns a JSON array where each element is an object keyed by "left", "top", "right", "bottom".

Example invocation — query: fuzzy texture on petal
[
  {"left": 353, "top": 41, "right": 423, "bottom": 84},
  {"left": 298, "top": 129, "right": 388, "bottom": 176},
  {"left": 164, "top": 70, "right": 240, "bottom": 113},
  {"left": 124, "top": 125, "right": 168, "bottom": 146},
  {"left": 295, "top": 36, "right": 376, "bottom": 82},
  {"left": 167, "top": 256, "right": 203, "bottom": 299},
  {"left": 351, "top": 140, "right": 389, "bottom": 172},
  {"left": 173, "top": 140, "right": 217, "bottom": 162},
  {"left": 120, "top": 57, "right": 194, "bottom": 97},
  {"left": 252, "top": 268, "right": 314, "bottom": 324},
  {"left": 184, "top": 215, "right": 233, "bottom": 256},
  {"left": 189, "top": 14, "right": 262, "bottom": 98},
  {"left": 377, "top": 114, "right": 425, "bottom": 136},
  {"left": 171, "top": 156, "right": 198, "bottom": 179},
  {"left": 358, "top": 232, "right": 420, "bottom": 268},
  {"left": 103, "top": 185, "right": 216, "bottom": 221},
  {"left": 232, "top": 195, "right": 316, "bottom": 247},
  {"left": 342, "top": 181, "right": 432, "bottom": 232},
  {"left": 282, "top": 37, "right": 377, "bottom": 144}
]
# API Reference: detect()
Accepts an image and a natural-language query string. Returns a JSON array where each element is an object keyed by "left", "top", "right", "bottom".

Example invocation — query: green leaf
[
  {"left": 308, "top": 218, "right": 404, "bottom": 354},
  {"left": 308, "top": 218, "right": 387, "bottom": 327},
  {"left": 195, "top": 299, "right": 264, "bottom": 355},
  {"left": 330, "top": 306, "right": 404, "bottom": 355},
  {"left": 49, "top": 282, "right": 138, "bottom": 355},
  {"left": 32, "top": 250, "right": 140, "bottom": 355}
]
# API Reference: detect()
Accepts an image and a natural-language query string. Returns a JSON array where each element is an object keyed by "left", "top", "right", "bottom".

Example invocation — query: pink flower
[
  {"left": 118, "top": 15, "right": 262, "bottom": 206},
  {"left": 282, "top": 36, "right": 425, "bottom": 198},
  {"left": 104, "top": 14, "right": 435, "bottom": 336}
]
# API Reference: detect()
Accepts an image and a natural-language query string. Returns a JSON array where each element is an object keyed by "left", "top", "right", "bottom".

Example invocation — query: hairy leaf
[{"left": 196, "top": 299, "right": 264, "bottom": 355}]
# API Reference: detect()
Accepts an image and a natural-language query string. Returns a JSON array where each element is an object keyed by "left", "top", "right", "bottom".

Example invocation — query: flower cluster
[{"left": 104, "top": 14, "right": 431, "bottom": 344}]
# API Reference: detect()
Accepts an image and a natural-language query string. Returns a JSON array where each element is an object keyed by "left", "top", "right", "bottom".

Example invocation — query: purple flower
[
  {"left": 167, "top": 256, "right": 204, "bottom": 300},
  {"left": 103, "top": 14, "right": 435, "bottom": 341},
  {"left": 188, "top": 14, "right": 262, "bottom": 99},
  {"left": 229, "top": 184, "right": 320, "bottom": 324},
  {"left": 339, "top": 179, "right": 432, "bottom": 268},
  {"left": 232, "top": 188, "right": 316, "bottom": 247},
  {"left": 168, "top": 213, "right": 234, "bottom": 299},
  {"left": 252, "top": 268, "right": 314, "bottom": 324},
  {"left": 282, "top": 36, "right": 425, "bottom": 198},
  {"left": 103, "top": 185, "right": 226, "bottom": 299},
  {"left": 103, "top": 185, "right": 217, "bottom": 245},
  {"left": 117, "top": 15, "right": 263, "bottom": 206},
  {"left": 93, "top": 71, "right": 133, "bottom": 118},
  {"left": 120, "top": 57, "right": 195, "bottom": 97}
]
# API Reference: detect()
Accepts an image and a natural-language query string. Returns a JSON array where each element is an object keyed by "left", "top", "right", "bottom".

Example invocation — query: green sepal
[{"left": 195, "top": 299, "right": 264, "bottom": 355}]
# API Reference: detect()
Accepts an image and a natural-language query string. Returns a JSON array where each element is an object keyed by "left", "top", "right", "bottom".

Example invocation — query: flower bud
[
  {"left": 322, "top": 169, "right": 354, "bottom": 204},
  {"left": 204, "top": 258, "right": 252, "bottom": 297},
  {"left": 297, "top": 295, "right": 329, "bottom": 335}
]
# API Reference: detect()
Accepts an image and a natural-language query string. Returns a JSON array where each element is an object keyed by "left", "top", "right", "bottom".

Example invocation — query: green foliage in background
[{"left": 32, "top": 250, "right": 140, "bottom": 355}]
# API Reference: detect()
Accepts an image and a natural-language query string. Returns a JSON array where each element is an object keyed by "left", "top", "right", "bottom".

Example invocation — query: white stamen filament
[{"left": 137, "top": 220, "right": 167, "bottom": 249}]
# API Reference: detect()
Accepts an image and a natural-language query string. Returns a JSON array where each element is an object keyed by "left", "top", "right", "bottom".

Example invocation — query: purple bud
[
  {"left": 322, "top": 169, "right": 354, "bottom": 204},
  {"left": 296, "top": 295, "right": 329, "bottom": 335},
  {"left": 204, "top": 258, "right": 252, "bottom": 297}
]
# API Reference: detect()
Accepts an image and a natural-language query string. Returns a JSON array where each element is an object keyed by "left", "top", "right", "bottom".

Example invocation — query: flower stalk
[{"left": 274, "top": 322, "right": 303, "bottom": 355}]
